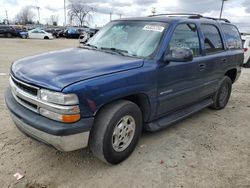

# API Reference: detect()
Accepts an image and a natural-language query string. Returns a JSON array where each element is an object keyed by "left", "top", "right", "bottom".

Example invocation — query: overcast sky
[{"left": 0, "top": 0, "right": 250, "bottom": 32}]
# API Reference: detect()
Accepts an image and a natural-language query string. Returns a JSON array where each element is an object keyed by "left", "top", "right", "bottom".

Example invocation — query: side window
[
  {"left": 221, "top": 24, "right": 242, "bottom": 49},
  {"left": 201, "top": 24, "right": 224, "bottom": 54},
  {"left": 169, "top": 23, "right": 200, "bottom": 56}
]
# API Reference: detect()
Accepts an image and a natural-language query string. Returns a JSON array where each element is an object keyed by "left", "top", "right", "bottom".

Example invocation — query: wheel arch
[
  {"left": 94, "top": 93, "right": 151, "bottom": 123},
  {"left": 225, "top": 68, "right": 237, "bottom": 83}
]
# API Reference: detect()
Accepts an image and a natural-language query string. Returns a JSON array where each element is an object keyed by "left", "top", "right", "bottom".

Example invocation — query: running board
[{"left": 145, "top": 98, "right": 214, "bottom": 132}]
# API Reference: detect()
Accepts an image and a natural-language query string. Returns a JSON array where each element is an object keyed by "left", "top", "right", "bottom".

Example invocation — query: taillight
[{"left": 244, "top": 48, "right": 248, "bottom": 52}]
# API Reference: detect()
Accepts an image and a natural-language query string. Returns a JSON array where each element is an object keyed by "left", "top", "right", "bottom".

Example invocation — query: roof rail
[
  {"left": 201, "top": 16, "right": 231, "bottom": 23},
  {"left": 148, "top": 13, "right": 231, "bottom": 23},
  {"left": 148, "top": 13, "right": 203, "bottom": 17}
]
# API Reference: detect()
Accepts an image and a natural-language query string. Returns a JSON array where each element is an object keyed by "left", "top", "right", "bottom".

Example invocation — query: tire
[
  {"left": 89, "top": 100, "right": 142, "bottom": 164},
  {"left": 210, "top": 76, "right": 232, "bottom": 110},
  {"left": 44, "top": 36, "right": 49, "bottom": 39},
  {"left": 6, "top": 33, "right": 12, "bottom": 38}
]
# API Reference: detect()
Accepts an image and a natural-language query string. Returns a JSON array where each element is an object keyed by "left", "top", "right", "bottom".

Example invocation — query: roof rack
[
  {"left": 148, "top": 13, "right": 203, "bottom": 17},
  {"left": 201, "top": 16, "right": 230, "bottom": 23},
  {"left": 148, "top": 13, "right": 230, "bottom": 23}
]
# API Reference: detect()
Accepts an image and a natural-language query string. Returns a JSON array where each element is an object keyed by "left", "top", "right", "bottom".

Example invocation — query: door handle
[
  {"left": 222, "top": 58, "right": 227, "bottom": 64},
  {"left": 199, "top": 63, "right": 206, "bottom": 71}
]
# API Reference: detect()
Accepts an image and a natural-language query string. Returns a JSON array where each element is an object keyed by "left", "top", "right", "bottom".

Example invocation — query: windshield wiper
[
  {"left": 100, "top": 47, "right": 128, "bottom": 56},
  {"left": 84, "top": 43, "right": 98, "bottom": 49}
]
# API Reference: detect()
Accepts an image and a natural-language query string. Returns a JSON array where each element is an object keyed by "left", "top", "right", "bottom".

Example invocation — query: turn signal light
[{"left": 62, "top": 114, "right": 81, "bottom": 123}]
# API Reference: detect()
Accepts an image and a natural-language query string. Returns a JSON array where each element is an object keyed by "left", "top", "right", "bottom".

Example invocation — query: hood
[{"left": 11, "top": 48, "right": 143, "bottom": 91}]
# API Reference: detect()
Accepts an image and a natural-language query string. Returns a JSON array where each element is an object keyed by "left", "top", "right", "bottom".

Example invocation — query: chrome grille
[
  {"left": 12, "top": 77, "right": 38, "bottom": 96},
  {"left": 10, "top": 76, "right": 39, "bottom": 113},
  {"left": 9, "top": 76, "right": 80, "bottom": 115}
]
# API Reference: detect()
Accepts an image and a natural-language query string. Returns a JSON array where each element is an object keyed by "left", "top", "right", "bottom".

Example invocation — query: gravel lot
[{"left": 0, "top": 38, "right": 250, "bottom": 188}]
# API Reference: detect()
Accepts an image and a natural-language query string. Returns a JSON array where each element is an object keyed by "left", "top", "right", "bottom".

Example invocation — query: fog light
[{"left": 40, "top": 108, "right": 80, "bottom": 123}]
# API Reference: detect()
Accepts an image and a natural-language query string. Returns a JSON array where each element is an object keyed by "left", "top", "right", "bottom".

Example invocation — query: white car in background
[
  {"left": 28, "top": 29, "right": 54, "bottom": 40},
  {"left": 79, "top": 32, "right": 91, "bottom": 45},
  {"left": 242, "top": 35, "right": 250, "bottom": 67}
]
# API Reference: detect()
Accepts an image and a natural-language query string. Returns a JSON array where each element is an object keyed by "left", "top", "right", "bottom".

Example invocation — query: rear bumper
[{"left": 5, "top": 88, "right": 94, "bottom": 151}]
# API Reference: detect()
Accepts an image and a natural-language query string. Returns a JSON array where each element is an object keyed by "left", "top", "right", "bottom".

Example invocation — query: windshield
[{"left": 86, "top": 21, "right": 168, "bottom": 58}]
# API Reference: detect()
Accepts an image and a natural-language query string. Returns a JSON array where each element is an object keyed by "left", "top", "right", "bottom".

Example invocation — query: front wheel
[
  {"left": 210, "top": 76, "right": 232, "bottom": 110},
  {"left": 89, "top": 100, "right": 142, "bottom": 164},
  {"left": 6, "top": 33, "right": 12, "bottom": 38}
]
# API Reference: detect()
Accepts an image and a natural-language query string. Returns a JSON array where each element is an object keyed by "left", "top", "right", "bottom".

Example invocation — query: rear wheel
[
  {"left": 210, "top": 76, "right": 232, "bottom": 110},
  {"left": 6, "top": 33, "right": 12, "bottom": 38},
  {"left": 44, "top": 36, "right": 49, "bottom": 39},
  {"left": 89, "top": 100, "right": 142, "bottom": 164}
]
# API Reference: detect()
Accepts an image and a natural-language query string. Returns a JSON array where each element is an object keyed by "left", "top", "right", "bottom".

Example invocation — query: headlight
[{"left": 40, "top": 89, "right": 79, "bottom": 105}]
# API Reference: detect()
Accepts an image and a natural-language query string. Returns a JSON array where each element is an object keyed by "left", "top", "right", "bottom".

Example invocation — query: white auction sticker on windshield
[{"left": 143, "top": 25, "right": 164, "bottom": 32}]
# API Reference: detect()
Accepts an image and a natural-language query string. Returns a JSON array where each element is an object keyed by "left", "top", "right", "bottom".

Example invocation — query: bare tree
[
  {"left": 68, "top": 0, "right": 93, "bottom": 27},
  {"left": 15, "top": 6, "right": 35, "bottom": 24}
]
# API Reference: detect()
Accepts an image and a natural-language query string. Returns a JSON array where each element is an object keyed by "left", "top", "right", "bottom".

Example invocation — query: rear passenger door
[{"left": 198, "top": 24, "right": 228, "bottom": 93}]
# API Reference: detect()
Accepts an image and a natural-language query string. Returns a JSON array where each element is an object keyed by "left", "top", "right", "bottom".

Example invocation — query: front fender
[{"left": 63, "top": 65, "right": 157, "bottom": 119}]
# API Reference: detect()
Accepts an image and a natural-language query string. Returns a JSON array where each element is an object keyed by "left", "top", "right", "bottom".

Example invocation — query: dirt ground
[{"left": 0, "top": 38, "right": 250, "bottom": 188}]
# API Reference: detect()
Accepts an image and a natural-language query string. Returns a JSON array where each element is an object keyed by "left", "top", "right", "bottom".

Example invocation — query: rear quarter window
[
  {"left": 201, "top": 24, "right": 224, "bottom": 54},
  {"left": 221, "top": 24, "right": 242, "bottom": 49}
]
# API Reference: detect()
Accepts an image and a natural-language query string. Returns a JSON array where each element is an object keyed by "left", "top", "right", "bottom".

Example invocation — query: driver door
[{"left": 157, "top": 23, "right": 205, "bottom": 117}]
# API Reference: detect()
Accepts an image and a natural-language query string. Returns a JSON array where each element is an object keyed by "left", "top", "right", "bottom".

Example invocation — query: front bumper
[{"left": 5, "top": 88, "right": 94, "bottom": 151}]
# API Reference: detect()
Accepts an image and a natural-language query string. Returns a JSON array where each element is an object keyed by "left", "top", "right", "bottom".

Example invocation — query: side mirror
[{"left": 164, "top": 47, "right": 194, "bottom": 62}]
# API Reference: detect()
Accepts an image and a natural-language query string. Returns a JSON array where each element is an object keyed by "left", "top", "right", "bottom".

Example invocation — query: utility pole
[
  {"left": 64, "top": 0, "right": 66, "bottom": 26},
  {"left": 219, "top": 0, "right": 228, "bottom": 19},
  {"left": 36, "top": 6, "right": 40, "bottom": 24},
  {"left": 5, "top": 10, "right": 9, "bottom": 24},
  {"left": 119, "top": 14, "right": 122, "bottom": 19}
]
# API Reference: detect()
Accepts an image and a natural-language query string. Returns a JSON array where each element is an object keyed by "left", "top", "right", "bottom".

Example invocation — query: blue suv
[{"left": 5, "top": 14, "right": 243, "bottom": 164}]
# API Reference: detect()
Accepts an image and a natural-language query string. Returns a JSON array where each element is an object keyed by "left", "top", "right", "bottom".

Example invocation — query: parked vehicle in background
[
  {"left": 57, "top": 30, "right": 65, "bottom": 38},
  {"left": 5, "top": 14, "right": 243, "bottom": 164},
  {"left": 12, "top": 25, "right": 28, "bottom": 39},
  {"left": 79, "top": 33, "right": 90, "bottom": 44},
  {"left": 19, "top": 31, "right": 28, "bottom": 39},
  {"left": 45, "top": 28, "right": 64, "bottom": 38},
  {"left": 45, "top": 28, "right": 58, "bottom": 38},
  {"left": 28, "top": 29, "right": 54, "bottom": 39},
  {"left": 79, "top": 29, "right": 99, "bottom": 44},
  {"left": 0, "top": 25, "right": 18, "bottom": 38},
  {"left": 242, "top": 35, "right": 250, "bottom": 67},
  {"left": 64, "top": 28, "right": 82, "bottom": 39}
]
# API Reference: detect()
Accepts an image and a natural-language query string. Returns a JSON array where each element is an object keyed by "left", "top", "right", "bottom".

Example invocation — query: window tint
[
  {"left": 222, "top": 24, "right": 242, "bottom": 49},
  {"left": 169, "top": 23, "right": 200, "bottom": 56},
  {"left": 201, "top": 24, "right": 223, "bottom": 54}
]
